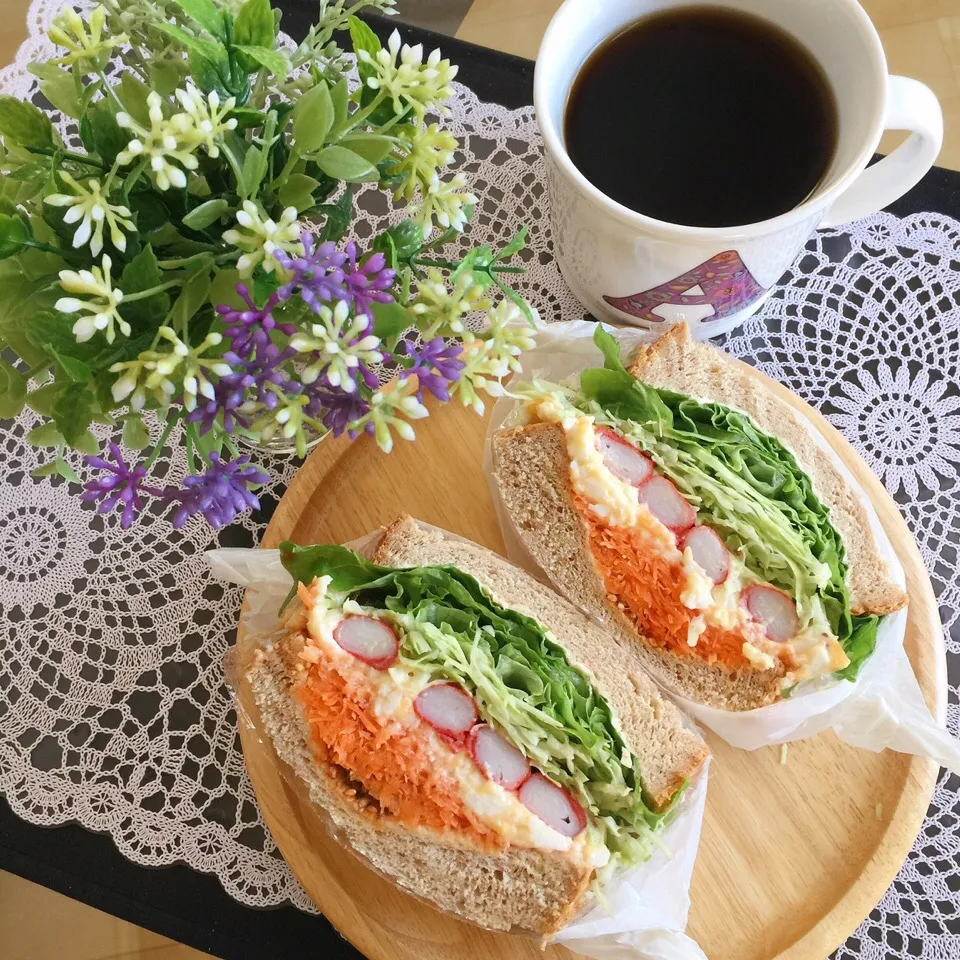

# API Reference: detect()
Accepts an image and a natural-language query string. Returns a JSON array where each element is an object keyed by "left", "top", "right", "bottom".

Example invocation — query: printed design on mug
[{"left": 603, "top": 251, "right": 765, "bottom": 323}]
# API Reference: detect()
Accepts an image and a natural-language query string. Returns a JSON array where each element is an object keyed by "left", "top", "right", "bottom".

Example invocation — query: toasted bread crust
[
  {"left": 493, "top": 424, "right": 784, "bottom": 710},
  {"left": 247, "top": 602, "right": 592, "bottom": 939},
  {"left": 628, "top": 324, "right": 907, "bottom": 617},
  {"left": 373, "top": 515, "right": 708, "bottom": 803}
]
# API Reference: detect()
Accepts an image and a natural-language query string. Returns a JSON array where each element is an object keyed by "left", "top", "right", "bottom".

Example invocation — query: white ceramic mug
[{"left": 534, "top": 0, "right": 944, "bottom": 338}]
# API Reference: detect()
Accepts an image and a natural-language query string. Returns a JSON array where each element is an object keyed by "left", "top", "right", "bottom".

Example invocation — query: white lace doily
[{"left": 1, "top": 3, "right": 958, "bottom": 958}]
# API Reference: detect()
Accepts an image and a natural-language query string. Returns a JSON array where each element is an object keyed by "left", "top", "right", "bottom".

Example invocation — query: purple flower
[
  {"left": 342, "top": 242, "right": 395, "bottom": 317},
  {"left": 305, "top": 382, "right": 370, "bottom": 439},
  {"left": 236, "top": 342, "right": 296, "bottom": 408},
  {"left": 168, "top": 453, "right": 271, "bottom": 530},
  {"left": 81, "top": 443, "right": 162, "bottom": 529},
  {"left": 276, "top": 233, "right": 347, "bottom": 313},
  {"left": 186, "top": 370, "right": 254, "bottom": 435},
  {"left": 398, "top": 337, "right": 465, "bottom": 401},
  {"left": 217, "top": 284, "right": 294, "bottom": 359}
]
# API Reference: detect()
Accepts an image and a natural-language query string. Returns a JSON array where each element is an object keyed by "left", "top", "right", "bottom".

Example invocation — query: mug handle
[{"left": 820, "top": 76, "right": 943, "bottom": 228}]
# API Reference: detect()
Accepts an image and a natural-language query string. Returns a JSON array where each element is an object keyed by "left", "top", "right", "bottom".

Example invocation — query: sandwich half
[
  {"left": 494, "top": 324, "right": 907, "bottom": 711},
  {"left": 245, "top": 516, "right": 707, "bottom": 939}
]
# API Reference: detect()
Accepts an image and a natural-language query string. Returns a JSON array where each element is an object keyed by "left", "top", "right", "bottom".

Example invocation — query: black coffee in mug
[{"left": 563, "top": 5, "right": 839, "bottom": 228}]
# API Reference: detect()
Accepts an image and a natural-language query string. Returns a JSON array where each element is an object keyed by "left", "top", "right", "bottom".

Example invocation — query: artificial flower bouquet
[{"left": 0, "top": 0, "right": 535, "bottom": 529}]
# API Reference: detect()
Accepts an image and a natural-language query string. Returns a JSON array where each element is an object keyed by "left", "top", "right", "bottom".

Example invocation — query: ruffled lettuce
[
  {"left": 281, "top": 542, "right": 678, "bottom": 866},
  {"left": 543, "top": 326, "right": 879, "bottom": 678}
]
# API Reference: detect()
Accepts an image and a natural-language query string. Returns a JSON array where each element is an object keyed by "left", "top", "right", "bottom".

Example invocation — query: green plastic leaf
[
  {"left": 234, "top": 45, "right": 288, "bottom": 78},
  {"left": 208, "top": 267, "right": 245, "bottom": 310},
  {"left": 122, "top": 415, "right": 151, "bottom": 450},
  {"left": 31, "top": 461, "right": 61, "bottom": 478},
  {"left": 183, "top": 198, "right": 230, "bottom": 230},
  {"left": 119, "top": 245, "right": 169, "bottom": 327},
  {"left": 376, "top": 219, "right": 422, "bottom": 262},
  {"left": 47, "top": 344, "right": 92, "bottom": 382},
  {"left": 234, "top": 0, "right": 275, "bottom": 48},
  {"left": 188, "top": 47, "right": 230, "bottom": 96},
  {"left": 149, "top": 62, "right": 184, "bottom": 98},
  {"left": 316, "top": 185, "right": 353, "bottom": 243},
  {"left": 292, "top": 82, "right": 333, "bottom": 155},
  {"left": 116, "top": 73, "right": 153, "bottom": 128},
  {"left": 370, "top": 300, "right": 410, "bottom": 343},
  {"left": 172, "top": 0, "right": 226, "bottom": 39},
  {"left": 339, "top": 133, "right": 394, "bottom": 165},
  {"left": 0, "top": 95, "right": 54, "bottom": 148},
  {"left": 315, "top": 145, "right": 377, "bottom": 183},
  {"left": 239, "top": 143, "right": 264, "bottom": 198},
  {"left": 73, "top": 428, "right": 99, "bottom": 455},
  {"left": 277, "top": 173, "right": 319, "bottom": 212},
  {"left": 27, "top": 422, "right": 64, "bottom": 447},
  {"left": 26, "top": 381, "right": 64, "bottom": 416},
  {"left": 52, "top": 382, "right": 95, "bottom": 447},
  {"left": 168, "top": 262, "right": 214, "bottom": 331},
  {"left": 40, "top": 71, "right": 82, "bottom": 119},
  {"left": 0, "top": 358, "right": 27, "bottom": 418},
  {"left": 348, "top": 15, "right": 381, "bottom": 85},
  {"left": 56, "top": 458, "right": 82, "bottom": 483},
  {"left": 0, "top": 213, "right": 31, "bottom": 259},
  {"left": 496, "top": 225, "right": 528, "bottom": 262},
  {"left": 94, "top": 111, "right": 132, "bottom": 167},
  {"left": 156, "top": 23, "right": 228, "bottom": 74},
  {"left": 330, "top": 77, "right": 349, "bottom": 130},
  {"left": 0, "top": 271, "right": 61, "bottom": 366}
]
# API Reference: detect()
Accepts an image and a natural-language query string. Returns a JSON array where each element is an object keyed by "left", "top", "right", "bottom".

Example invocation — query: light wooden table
[{"left": 2, "top": 1, "right": 958, "bottom": 959}]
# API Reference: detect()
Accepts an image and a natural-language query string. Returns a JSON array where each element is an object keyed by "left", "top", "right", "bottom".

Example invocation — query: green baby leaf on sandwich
[{"left": 281, "top": 541, "right": 679, "bottom": 869}]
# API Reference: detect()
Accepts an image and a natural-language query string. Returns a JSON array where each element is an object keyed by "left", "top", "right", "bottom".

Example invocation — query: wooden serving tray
[{"left": 234, "top": 364, "right": 944, "bottom": 960}]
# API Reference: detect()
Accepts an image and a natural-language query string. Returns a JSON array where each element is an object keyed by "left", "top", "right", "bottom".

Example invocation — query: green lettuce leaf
[
  {"left": 566, "top": 327, "right": 881, "bottom": 675},
  {"left": 280, "top": 542, "right": 677, "bottom": 865}
]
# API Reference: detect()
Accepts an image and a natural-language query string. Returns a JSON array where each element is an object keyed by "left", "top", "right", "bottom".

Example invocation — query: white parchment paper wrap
[
  {"left": 483, "top": 321, "right": 960, "bottom": 775},
  {"left": 207, "top": 521, "right": 710, "bottom": 960}
]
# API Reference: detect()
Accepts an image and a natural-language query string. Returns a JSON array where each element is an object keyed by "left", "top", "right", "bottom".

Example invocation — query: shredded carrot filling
[
  {"left": 295, "top": 653, "right": 505, "bottom": 849},
  {"left": 573, "top": 493, "right": 749, "bottom": 669}
]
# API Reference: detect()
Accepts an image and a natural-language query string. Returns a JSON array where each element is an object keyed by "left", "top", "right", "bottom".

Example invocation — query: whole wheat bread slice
[
  {"left": 628, "top": 323, "right": 906, "bottom": 617},
  {"left": 247, "top": 612, "right": 592, "bottom": 939},
  {"left": 493, "top": 423, "right": 785, "bottom": 710}
]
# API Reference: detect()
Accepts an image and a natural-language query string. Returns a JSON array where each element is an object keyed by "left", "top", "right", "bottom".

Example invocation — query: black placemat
[{"left": 2, "top": 8, "right": 957, "bottom": 960}]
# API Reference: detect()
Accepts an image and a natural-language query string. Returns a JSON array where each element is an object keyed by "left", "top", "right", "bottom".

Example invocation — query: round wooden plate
[{"left": 235, "top": 366, "right": 945, "bottom": 960}]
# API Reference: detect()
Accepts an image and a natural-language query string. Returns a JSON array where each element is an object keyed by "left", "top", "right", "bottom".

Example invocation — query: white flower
[
  {"left": 222, "top": 201, "right": 303, "bottom": 277},
  {"left": 390, "top": 122, "right": 458, "bottom": 202},
  {"left": 289, "top": 299, "right": 383, "bottom": 392},
  {"left": 56, "top": 254, "right": 128, "bottom": 344},
  {"left": 411, "top": 172, "right": 477, "bottom": 239},
  {"left": 482, "top": 300, "right": 538, "bottom": 373},
  {"left": 357, "top": 29, "right": 458, "bottom": 118},
  {"left": 173, "top": 82, "right": 238, "bottom": 159},
  {"left": 348, "top": 379, "right": 429, "bottom": 454},
  {"left": 109, "top": 326, "right": 230, "bottom": 412},
  {"left": 44, "top": 172, "right": 135, "bottom": 256},
  {"left": 48, "top": 5, "right": 126, "bottom": 69},
  {"left": 410, "top": 268, "right": 489, "bottom": 338},
  {"left": 117, "top": 91, "right": 200, "bottom": 191}
]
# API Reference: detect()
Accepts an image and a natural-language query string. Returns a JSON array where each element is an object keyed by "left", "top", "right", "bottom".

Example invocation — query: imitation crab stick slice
[
  {"left": 743, "top": 584, "right": 800, "bottom": 642},
  {"left": 414, "top": 683, "right": 479, "bottom": 745},
  {"left": 638, "top": 475, "right": 696, "bottom": 533},
  {"left": 595, "top": 427, "right": 655, "bottom": 486},
  {"left": 468, "top": 724, "right": 531, "bottom": 791},
  {"left": 680, "top": 526, "right": 731, "bottom": 584},
  {"left": 519, "top": 774, "right": 586, "bottom": 838},
  {"left": 333, "top": 616, "right": 399, "bottom": 669}
]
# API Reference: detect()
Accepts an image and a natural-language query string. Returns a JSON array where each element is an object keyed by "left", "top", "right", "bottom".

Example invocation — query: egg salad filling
[
  {"left": 281, "top": 542, "right": 686, "bottom": 877},
  {"left": 511, "top": 326, "right": 884, "bottom": 686}
]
